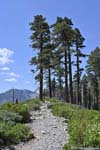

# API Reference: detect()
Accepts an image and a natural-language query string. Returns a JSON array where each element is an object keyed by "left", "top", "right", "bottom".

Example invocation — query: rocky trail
[{"left": 15, "top": 102, "right": 69, "bottom": 150}]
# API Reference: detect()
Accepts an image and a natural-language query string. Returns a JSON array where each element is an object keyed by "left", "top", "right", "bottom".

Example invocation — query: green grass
[
  {"left": 23, "top": 98, "right": 41, "bottom": 111},
  {"left": 49, "top": 98, "right": 100, "bottom": 149},
  {"left": 0, "top": 98, "right": 41, "bottom": 148},
  {"left": 0, "top": 98, "right": 41, "bottom": 122}
]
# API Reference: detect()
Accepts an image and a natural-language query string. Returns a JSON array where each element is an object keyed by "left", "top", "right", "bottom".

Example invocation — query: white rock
[
  {"left": 41, "top": 130, "right": 46, "bottom": 134},
  {"left": 52, "top": 125, "right": 57, "bottom": 128}
]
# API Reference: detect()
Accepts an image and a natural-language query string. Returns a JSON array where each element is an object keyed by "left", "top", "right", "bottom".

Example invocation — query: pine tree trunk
[
  {"left": 96, "top": 76, "right": 100, "bottom": 110},
  {"left": 48, "top": 68, "right": 52, "bottom": 98},
  {"left": 88, "top": 93, "right": 91, "bottom": 109},
  {"left": 68, "top": 45, "right": 73, "bottom": 104},
  {"left": 40, "top": 67, "right": 43, "bottom": 101},
  {"left": 76, "top": 46, "right": 81, "bottom": 105},
  {"left": 40, "top": 40, "right": 43, "bottom": 101},
  {"left": 95, "top": 77, "right": 98, "bottom": 110},
  {"left": 64, "top": 49, "right": 69, "bottom": 102},
  {"left": 52, "top": 78, "right": 56, "bottom": 97},
  {"left": 84, "top": 85, "right": 88, "bottom": 108},
  {"left": 59, "top": 75, "right": 62, "bottom": 100}
]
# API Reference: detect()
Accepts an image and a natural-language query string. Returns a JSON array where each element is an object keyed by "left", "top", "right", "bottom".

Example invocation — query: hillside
[{"left": 0, "top": 89, "right": 38, "bottom": 103}]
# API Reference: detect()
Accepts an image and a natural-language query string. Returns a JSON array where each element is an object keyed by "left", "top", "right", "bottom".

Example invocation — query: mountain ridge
[{"left": 0, "top": 89, "right": 38, "bottom": 103}]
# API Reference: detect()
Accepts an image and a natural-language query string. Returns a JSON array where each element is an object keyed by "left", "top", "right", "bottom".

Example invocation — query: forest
[{"left": 30, "top": 14, "right": 100, "bottom": 110}]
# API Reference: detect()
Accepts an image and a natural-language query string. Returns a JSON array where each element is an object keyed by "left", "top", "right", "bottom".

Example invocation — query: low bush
[
  {"left": 50, "top": 99, "right": 100, "bottom": 149},
  {"left": 0, "top": 103, "right": 30, "bottom": 123},
  {"left": 24, "top": 98, "right": 41, "bottom": 111},
  {"left": 52, "top": 102, "right": 79, "bottom": 119},
  {"left": 0, "top": 99, "right": 41, "bottom": 122},
  {"left": 0, "top": 122, "right": 34, "bottom": 146},
  {"left": 0, "top": 98, "right": 41, "bottom": 148},
  {"left": 0, "top": 110, "right": 22, "bottom": 124}
]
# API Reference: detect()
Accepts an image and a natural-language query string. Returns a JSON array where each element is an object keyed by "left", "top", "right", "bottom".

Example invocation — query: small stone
[
  {"left": 52, "top": 125, "right": 57, "bottom": 128},
  {"left": 36, "top": 136, "right": 40, "bottom": 140},
  {"left": 41, "top": 130, "right": 46, "bottom": 134},
  {"left": 63, "top": 126, "right": 67, "bottom": 131},
  {"left": 53, "top": 133, "right": 56, "bottom": 135},
  {"left": 38, "top": 112, "right": 42, "bottom": 115},
  {"left": 39, "top": 116, "right": 43, "bottom": 119},
  {"left": 37, "top": 146, "right": 42, "bottom": 149},
  {"left": 31, "top": 116, "right": 36, "bottom": 120}
]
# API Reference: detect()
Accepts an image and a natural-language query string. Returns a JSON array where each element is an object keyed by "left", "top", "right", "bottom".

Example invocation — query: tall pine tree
[
  {"left": 73, "top": 28, "right": 86, "bottom": 105},
  {"left": 30, "top": 15, "right": 50, "bottom": 101},
  {"left": 86, "top": 47, "right": 100, "bottom": 109},
  {"left": 52, "top": 16, "right": 74, "bottom": 103}
]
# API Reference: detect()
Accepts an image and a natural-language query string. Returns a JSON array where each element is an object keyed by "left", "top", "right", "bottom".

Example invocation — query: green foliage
[
  {"left": 73, "top": 28, "right": 86, "bottom": 104},
  {"left": 30, "top": 15, "right": 51, "bottom": 100},
  {"left": 87, "top": 47, "right": 100, "bottom": 76},
  {"left": 50, "top": 99, "right": 100, "bottom": 149},
  {"left": 24, "top": 98, "right": 41, "bottom": 111},
  {"left": 0, "top": 99, "right": 41, "bottom": 122},
  {"left": 0, "top": 123, "right": 33, "bottom": 146},
  {"left": 86, "top": 47, "right": 100, "bottom": 110},
  {"left": 52, "top": 103, "right": 79, "bottom": 119},
  {"left": 66, "top": 110, "right": 100, "bottom": 148},
  {"left": 0, "top": 98, "right": 40, "bottom": 147},
  {"left": 0, "top": 103, "right": 30, "bottom": 123},
  {"left": 52, "top": 16, "right": 74, "bottom": 102},
  {"left": 0, "top": 110, "right": 22, "bottom": 124}
]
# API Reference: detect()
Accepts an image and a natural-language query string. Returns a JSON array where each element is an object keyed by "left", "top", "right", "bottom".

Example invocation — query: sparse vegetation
[
  {"left": 49, "top": 99, "right": 100, "bottom": 149},
  {"left": 0, "top": 98, "right": 41, "bottom": 148},
  {"left": 0, "top": 98, "right": 41, "bottom": 122},
  {"left": 0, "top": 123, "right": 33, "bottom": 146}
]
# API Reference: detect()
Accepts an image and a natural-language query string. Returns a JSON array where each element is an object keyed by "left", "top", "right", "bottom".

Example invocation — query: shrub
[
  {"left": 0, "top": 110, "right": 22, "bottom": 124},
  {"left": 50, "top": 99, "right": 100, "bottom": 149},
  {"left": 24, "top": 98, "right": 41, "bottom": 111},
  {"left": 0, "top": 122, "right": 34, "bottom": 146},
  {"left": 52, "top": 103, "right": 79, "bottom": 119},
  {"left": 0, "top": 103, "right": 30, "bottom": 122},
  {"left": 0, "top": 98, "right": 41, "bottom": 147}
]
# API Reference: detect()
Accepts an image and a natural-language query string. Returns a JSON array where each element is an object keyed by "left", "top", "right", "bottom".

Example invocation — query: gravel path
[{"left": 15, "top": 102, "right": 69, "bottom": 150}]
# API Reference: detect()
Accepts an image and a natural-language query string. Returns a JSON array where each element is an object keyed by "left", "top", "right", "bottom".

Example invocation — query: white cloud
[
  {"left": 8, "top": 72, "right": 20, "bottom": 78},
  {"left": 5, "top": 78, "right": 17, "bottom": 82},
  {"left": 1, "top": 71, "right": 20, "bottom": 78},
  {"left": 0, "top": 67, "right": 10, "bottom": 71},
  {"left": 1, "top": 71, "right": 20, "bottom": 83},
  {"left": 0, "top": 48, "right": 14, "bottom": 65}
]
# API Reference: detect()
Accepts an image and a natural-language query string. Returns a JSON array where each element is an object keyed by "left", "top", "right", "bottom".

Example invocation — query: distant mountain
[{"left": 0, "top": 89, "right": 38, "bottom": 103}]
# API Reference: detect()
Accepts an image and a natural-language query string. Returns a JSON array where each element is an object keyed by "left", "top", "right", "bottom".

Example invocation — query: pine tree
[
  {"left": 29, "top": 15, "right": 50, "bottom": 101},
  {"left": 86, "top": 47, "right": 100, "bottom": 109},
  {"left": 42, "top": 43, "right": 54, "bottom": 98},
  {"left": 81, "top": 75, "right": 88, "bottom": 107},
  {"left": 53, "top": 48, "right": 64, "bottom": 99},
  {"left": 73, "top": 28, "right": 86, "bottom": 105},
  {"left": 51, "top": 77, "right": 56, "bottom": 97},
  {"left": 52, "top": 16, "right": 74, "bottom": 103}
]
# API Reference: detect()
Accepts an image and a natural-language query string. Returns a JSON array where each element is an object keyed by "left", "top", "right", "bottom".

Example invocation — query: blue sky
[{"left": 0, "top": 0, "right": 100, "bottom": 93}]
